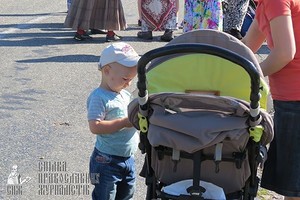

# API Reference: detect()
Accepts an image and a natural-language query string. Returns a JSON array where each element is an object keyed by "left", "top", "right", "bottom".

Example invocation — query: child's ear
[{"left": 102, "top": 65, "right": 110, "bottom": 75}]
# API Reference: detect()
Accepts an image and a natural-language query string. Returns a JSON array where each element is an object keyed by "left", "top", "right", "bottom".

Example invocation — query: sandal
[
  {"left": 106, "top": 34, "right": 122, "bottom": 42},
  {"left": 90, "top": 29, "right": 107, "bottom": 34},
  {"left": 229, "top": 29, "right": 243, "bottom": 40},
  {"left": 137, "top": 31, "right": 153, "bottom": 40},
  {"left": 160, "top": 30, "right": 174, "bottom": 42},
  {"left": 73, "top": 32, "right": 92, "bottom": 41}
]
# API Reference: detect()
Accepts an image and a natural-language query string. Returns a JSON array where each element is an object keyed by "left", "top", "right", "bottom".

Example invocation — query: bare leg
[
  {"left": 285, "top": 197, "right": 300, "bottom": 200},
  {"left": 175, "top": 0, "right": 179, "bottom": 13},
  {"left": 138, "top": 0, "right": 142, "bottom": 21}
]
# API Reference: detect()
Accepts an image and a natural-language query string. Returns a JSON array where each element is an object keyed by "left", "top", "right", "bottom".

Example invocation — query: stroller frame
[
  {"left": 135, "top": 43, "right": 263, "bottom": 200},
  {"left": 130, "top": 30, "right": 270, "bottom": 200}
]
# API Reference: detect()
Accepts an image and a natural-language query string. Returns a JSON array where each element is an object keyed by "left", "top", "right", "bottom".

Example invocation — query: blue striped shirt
[{"left": 87, "top": 87, "right": 138, "bottom": 157}]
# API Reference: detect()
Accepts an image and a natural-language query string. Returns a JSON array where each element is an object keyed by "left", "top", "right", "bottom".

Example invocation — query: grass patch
[{"left": 257, "top": 188, "right": 271, "bottom": 200}]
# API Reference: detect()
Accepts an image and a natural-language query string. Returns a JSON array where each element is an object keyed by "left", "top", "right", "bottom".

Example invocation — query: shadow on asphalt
[
  {"left": 0, "top": 12, "right": 66, "bottom": 17},
  {"left": 16, "top": 54, "right": 100, "bottom": 63},
  {"left": 0, "top": 19, "right": 270, "bottom": 64}
]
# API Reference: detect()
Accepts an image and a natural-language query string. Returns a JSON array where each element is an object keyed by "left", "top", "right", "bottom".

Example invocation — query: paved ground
[{"left": 0, "top": 0, "right": 282, "bottom": 199}]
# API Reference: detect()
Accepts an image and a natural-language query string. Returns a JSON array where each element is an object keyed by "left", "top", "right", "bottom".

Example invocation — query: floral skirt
[{"left": 183, "top": 0, "right": 223, "bottom": 32}]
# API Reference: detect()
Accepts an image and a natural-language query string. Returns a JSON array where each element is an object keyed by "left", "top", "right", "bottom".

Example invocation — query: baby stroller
[{"left": 128, "top": 29, "right": 274, "bottom": 200}]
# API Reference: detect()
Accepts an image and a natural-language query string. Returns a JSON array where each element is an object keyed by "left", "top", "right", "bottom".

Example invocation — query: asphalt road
[
  {"left": 0, "top": 1, "right": 186, "bottom": 199},
  {"left": 0, "top": 1, "right": 270, "bottom": 200}
]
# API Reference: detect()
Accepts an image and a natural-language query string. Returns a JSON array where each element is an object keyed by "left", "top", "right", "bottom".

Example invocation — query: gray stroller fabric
[
  {"left": 129, "top": 93, "right": 273, "bottom": 149},
  {"left": 128, "top": 93, "right": 274, "bottom": 193},
  {"left": 128, "top": 29, "right": 274, "bottom": 197}
]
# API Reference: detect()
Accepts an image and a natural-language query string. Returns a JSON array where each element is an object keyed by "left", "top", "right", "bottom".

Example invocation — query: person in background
[
  {"left": 223, "top": 0, "right": 249, "bottom": 39},
  {"left": 137, "top": 0, "right": 179, "bottom": 42},
  {"left": 138, "top": 0, "right": 142, "bottom": 26},
  {"left": 87, "top": 42, "right": 140, "bottom": 199},
  {"left": 183, "top": 0, "right": 223, "bottom": 32},
  {"left": 67, "top": 0, "right": 72, "bottom": 11},
  {"left": 64, "top": 0, "right": 126, "bottom": 42},
  {"left": 242, "top": 0, "right": 300, "bottom": 199}
]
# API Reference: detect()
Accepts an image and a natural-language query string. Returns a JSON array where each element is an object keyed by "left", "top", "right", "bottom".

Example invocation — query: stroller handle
[{"left": 137, "top": 43, "right": 261, "bottom": 111}]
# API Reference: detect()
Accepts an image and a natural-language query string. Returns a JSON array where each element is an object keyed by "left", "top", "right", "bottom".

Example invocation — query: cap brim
[{"left": 117, "top": 56, "right": 140, "bottom": 67}]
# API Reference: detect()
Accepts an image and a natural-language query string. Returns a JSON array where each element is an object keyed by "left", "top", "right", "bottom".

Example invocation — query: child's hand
[{"left": 122, "top": 117, "right": 133, "bottom": 128}]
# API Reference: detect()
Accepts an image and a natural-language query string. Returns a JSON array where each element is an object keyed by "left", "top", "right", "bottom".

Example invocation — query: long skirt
[
  {"left": 223, "top": 0, "right": 249, "bottom": 32},
  {"left": 183, "top": 0, "right": 223, "bottom": 33},
  {"left": 141, "top": 0, "right": 178, "bottom": 32},
  {"left": 261, "top": 100, "right": 300, "bottom": 197},
  {"left": 67, "top": 0, "right": 72, "bottom": 11},
  {"left": 64, "top": 0, "right": 126, "bottom": 31}
]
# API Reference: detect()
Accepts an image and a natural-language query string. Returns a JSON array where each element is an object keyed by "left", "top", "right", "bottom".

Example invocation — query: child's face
[{"left": 104, "top": 62, "right": 137, "bottom": 93}]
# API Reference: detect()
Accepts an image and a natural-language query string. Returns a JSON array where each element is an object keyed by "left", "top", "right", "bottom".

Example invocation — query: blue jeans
[{"left": 89, "top": 148, "right": 136, "bottom": 200}]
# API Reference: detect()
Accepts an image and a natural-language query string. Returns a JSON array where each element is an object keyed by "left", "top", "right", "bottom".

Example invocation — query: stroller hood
[{"left": 144, "top": 29, "right": 270, "bottom": 110}]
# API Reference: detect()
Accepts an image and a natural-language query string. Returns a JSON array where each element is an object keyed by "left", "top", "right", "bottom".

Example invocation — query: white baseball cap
[{"left": 98, "top": 42, "right": 140, "bottom": 70}]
